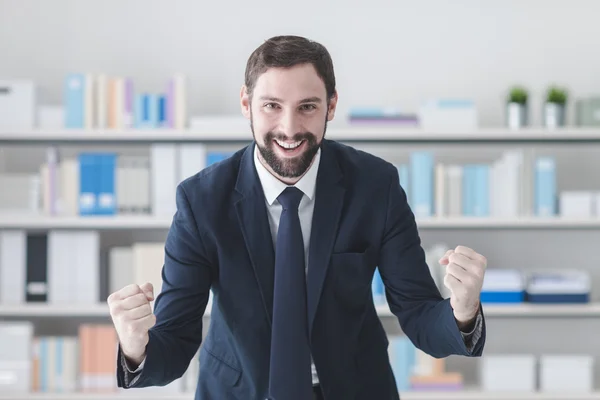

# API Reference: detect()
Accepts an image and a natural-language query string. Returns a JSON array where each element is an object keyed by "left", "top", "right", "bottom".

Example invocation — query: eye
[
  {"left": 300, "top": 104, "right": 317, "bottom": 111},
  {"left": 264, "top": 102, "right": 280, "bottom": 109}
]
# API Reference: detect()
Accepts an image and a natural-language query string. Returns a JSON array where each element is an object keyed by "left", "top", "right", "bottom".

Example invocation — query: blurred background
[{"left": 1, "top": 0, "right": 600, "bottom": 399}]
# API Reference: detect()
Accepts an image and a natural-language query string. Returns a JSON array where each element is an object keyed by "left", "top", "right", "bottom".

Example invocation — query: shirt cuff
[
  {"left": 459, "top": 309, "right": 483, "bottom": 352},
  {"left": 120, "top": 353, "right": 145, "bottom": 387}
]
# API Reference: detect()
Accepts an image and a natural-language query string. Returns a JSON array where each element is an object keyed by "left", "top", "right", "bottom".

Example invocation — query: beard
[{"left": 251, "top": 112, "right": 327, "bottom": 179}]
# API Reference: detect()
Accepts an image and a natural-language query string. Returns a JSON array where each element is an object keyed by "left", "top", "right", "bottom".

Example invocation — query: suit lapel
[
  {"left": 307, "top": 140, "right": 346, "bottom": 334},
  {"left": 234, "top": 143, "right": 275, "bottom": 326}
]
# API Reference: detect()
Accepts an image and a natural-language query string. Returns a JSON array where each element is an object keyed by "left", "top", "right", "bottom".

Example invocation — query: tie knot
[{"left": 277, "top": 187, "right": 304, "bottom": 211}]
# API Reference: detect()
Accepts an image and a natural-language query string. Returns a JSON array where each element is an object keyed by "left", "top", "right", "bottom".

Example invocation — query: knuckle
[
  {"left": 127, "top": 283, "right": 141, "bottom": 291},
  {"left": 133, "top": 292, "right": 145, "bottom": 304},
  {"left": 474, "top": 268, "right": 484, "bottom": 279}
]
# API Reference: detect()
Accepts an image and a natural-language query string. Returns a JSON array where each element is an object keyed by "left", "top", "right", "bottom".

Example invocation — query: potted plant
[
  {"left": 544, "top": 86, "right": 568, "bottom": 129},
  {"left": 506, "top": 86, "right": 528, "bottom": 129}
]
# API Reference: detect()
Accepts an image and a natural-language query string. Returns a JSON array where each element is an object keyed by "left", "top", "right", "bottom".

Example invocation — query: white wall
[{"left": 1, "top": 0, "right": 600, "bottom": 126}]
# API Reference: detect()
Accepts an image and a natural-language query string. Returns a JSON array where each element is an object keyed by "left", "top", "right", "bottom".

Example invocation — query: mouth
[{"left": 273, "top": 138, "right": 306, "bottom": 156}]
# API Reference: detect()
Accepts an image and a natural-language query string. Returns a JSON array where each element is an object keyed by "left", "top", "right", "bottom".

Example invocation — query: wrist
[
  {"left": 453, "top": 303, "right": 480, "bottom": 330},
  {"left": 121, "top": 345, "right": 146, "bottom": 369},
  {"left": 123, "top": 352, "right": 145, "bottom": 370}
]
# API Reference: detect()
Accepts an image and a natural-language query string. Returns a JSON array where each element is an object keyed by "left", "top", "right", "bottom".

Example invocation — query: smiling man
[{"left": 110, "top": 35, "right": 488, "bottom": 400}]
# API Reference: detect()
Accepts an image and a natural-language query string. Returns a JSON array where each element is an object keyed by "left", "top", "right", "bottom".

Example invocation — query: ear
[
  {"left": 240, "top": 85, "right": 251, "bottom": 119},
  {"left": 326, "top": 90, "right": 338, "bottom": 121}
]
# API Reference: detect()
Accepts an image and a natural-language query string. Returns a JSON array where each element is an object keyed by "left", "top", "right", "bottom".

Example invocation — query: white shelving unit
[
  {"left": 4, "top": 303, "right": 600, "bottom": 318},
  {"left": 0, "top": 215, "right": 174, "bottom": 230},
  {"left": 2, "top": 124, "right": 599, "bottom": 397},
  {"left": 0, "top": 304, "right": 109, "bottom": 317},
  {"left": 2, "top": 126, "right": 600, "bottom": 143},
  {"left": 375, "top": 303, "right": 600, "bottom": 318}
]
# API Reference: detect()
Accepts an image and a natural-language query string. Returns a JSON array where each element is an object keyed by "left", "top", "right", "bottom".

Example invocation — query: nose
[{"left": 279, "top": 109, "right": 301, "bottom": 137}]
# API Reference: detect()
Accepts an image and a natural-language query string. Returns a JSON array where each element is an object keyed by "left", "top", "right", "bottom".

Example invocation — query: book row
[
  {"left": 62, "top": 73, "right": 187, "bottom": 130},
  {"left": 1, "top": 320, "right": 593, "bottom": 395},
  {"left": 0, "top": 229, "right": 165, "bottom": 306},
  {"left": 397, "top": 149, "right": 600, "bottom": 219},
  {"left": 5, "top": 146, "right": 600, "bottom": 220},
  {"left": 0, "top": 322, "right": 198, "bottom": 394},
  {"left": 372, "top": 243, "right": 592, "bottom": 308},
  {"left": 1, "top": 145, "right": 233, "bottom": 217},
  {"left": 0, "top": 230, "right": 593, "bottom": 309}
]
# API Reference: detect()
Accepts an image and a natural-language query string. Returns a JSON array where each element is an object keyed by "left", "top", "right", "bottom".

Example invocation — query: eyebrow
[{"left": 258, "top": 96, "right": 323, "bottom": 104}]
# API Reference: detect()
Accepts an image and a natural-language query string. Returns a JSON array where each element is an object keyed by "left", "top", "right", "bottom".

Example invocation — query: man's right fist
[{"left": 108, "top": 282, "right": 156, "bottom": 367}]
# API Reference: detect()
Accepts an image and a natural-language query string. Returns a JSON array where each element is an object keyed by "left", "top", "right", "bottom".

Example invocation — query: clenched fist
[
  {"left": 108, "top": 282, "right": 156, "bottom": 368},
  {"left": 439, "top": 245, "right": 487, "bottom": 326}
]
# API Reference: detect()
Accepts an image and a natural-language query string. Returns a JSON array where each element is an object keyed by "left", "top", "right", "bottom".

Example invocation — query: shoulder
[
  {"left": 177, "top": 144, "right": 247, "bottom": 204},
  {"left": 323, "top": 139, "right": 398, "bottom": 187}
]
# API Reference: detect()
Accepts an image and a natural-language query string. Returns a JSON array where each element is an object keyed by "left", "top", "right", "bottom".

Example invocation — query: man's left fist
[{"left": 439, "top": 245, "right": 487, "bottom": 324}]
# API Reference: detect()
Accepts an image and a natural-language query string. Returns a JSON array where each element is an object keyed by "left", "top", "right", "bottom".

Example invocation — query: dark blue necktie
[{"left": 268, "top": 186, "right": 313, "bottom": 400}]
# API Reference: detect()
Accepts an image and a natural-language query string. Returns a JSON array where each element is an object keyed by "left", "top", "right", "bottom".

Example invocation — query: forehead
[{"left": 253, "top": 63, "right": 326, "bottom": 101}]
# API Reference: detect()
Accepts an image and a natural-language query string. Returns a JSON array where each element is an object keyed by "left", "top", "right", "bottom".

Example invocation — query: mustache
[{"left": 264, "top": 131, "right": 316, "bottom": 142}]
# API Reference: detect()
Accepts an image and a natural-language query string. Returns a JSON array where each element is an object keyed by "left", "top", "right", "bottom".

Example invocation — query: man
[{"left": 109, "top": 35, "right": 487, "bottom": 400}]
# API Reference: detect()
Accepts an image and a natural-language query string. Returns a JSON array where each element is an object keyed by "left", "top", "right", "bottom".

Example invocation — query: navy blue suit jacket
[{"left": 116, "top": 139, "right": 486, "bottom": 399}]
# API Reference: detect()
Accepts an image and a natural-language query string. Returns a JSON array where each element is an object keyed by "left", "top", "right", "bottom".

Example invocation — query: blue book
[
  {"left": 78, "top": 153, "right": 98, "bottom": 215},
  {"left": 64, "top": 74, "right": 85, "bottom": 128},
  {"left": 147, "top": 94, "right": 159, "bottom": 128},
  {"left": 207, "top": 152, "right": 234, "bottom": 166},
  {"left": 134, "top": 94, "right": 145, "bottom": 128},
  {"left": 535, "top": 157, "right": 557, "bottom": 216},
  {"left": 481, "top": 291, "right": 525, "bottom": 303},
  {"left": 55, "top": 337, "right": 63, "bottom": 392},
  {"left": 40, "top": 337, "right": 48, "bottom": 392},
  {"left": 97, "top": 153, "right": 117, "bottom": 215},
  {"left": 409, "top": 152, "right": 434, "bottom": 217},
  {"left": 462, "top": 165, "right": 475, "bottom": 216},
  {"left": 396, "top": 164, "right": 410, "bottom": 204},
  {"left": 134, "top": 94, "right": 157, "bottom": 128},
  {"left": 158, "top": 95, "right": 167, "bottom": 127},
  {"left": 390, "top": 336, "right": 416, "bottom": 391},
  {"left": 474, "top": 165, "right": 490, "bottom": 216},
  {"left": 372, "top": 268, "right": 385, "bottom": 305}
]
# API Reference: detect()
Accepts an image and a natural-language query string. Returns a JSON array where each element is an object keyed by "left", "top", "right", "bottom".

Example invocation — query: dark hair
[{"left": 244, "top": 35, "right": 336, "bottom": 101}]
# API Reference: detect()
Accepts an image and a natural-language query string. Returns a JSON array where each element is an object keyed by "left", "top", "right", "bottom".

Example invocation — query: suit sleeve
[
  {"left": 117, "top": 183, "right": 213, "bottom": 387},
  {"left": 377, "top": 166, "right": 485, "bottom": 358}
]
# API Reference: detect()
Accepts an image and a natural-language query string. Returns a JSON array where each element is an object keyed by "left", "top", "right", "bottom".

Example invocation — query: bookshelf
[
  {"left": 2, "top": 122, "right": 599, "bottom": 397},
  {"left": 4, "top": 215, "right": 600, "bottom": 230}
]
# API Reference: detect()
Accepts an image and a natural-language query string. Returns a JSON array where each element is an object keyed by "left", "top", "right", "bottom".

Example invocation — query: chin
[{"left": 257, "top": 138, "right": 321, "bottom": 179}]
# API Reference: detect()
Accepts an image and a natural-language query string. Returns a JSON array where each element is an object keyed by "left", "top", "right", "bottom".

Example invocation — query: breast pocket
[{"left": 329, "top": 248, "right": 374, "bottom": 308}]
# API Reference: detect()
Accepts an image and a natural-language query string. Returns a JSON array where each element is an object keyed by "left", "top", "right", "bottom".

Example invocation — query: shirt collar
[{"left": 253, "top": 144, "right": 320, "bottom": 205}]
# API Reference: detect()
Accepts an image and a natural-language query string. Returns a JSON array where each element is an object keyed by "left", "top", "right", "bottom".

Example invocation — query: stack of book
[{"left": 63, "top": 73, "right": 186, "bottom": 129}]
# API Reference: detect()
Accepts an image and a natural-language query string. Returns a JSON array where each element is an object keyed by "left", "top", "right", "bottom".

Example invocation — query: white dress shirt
[{"left": 253, "top": 145, "right": 321, "bottom": 385}]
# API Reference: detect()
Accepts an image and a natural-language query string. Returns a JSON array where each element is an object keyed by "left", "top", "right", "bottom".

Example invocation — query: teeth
[{"left": 275, "top": 139, "right": 303, "bottom": 149}]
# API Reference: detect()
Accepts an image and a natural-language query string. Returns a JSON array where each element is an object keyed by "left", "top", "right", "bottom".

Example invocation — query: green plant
[
  {"left": 508, "top": 86, "right": 528, "bottom": 105},
  {"left": 546, "top": 86, "right": 568, "bottom": 105}
]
